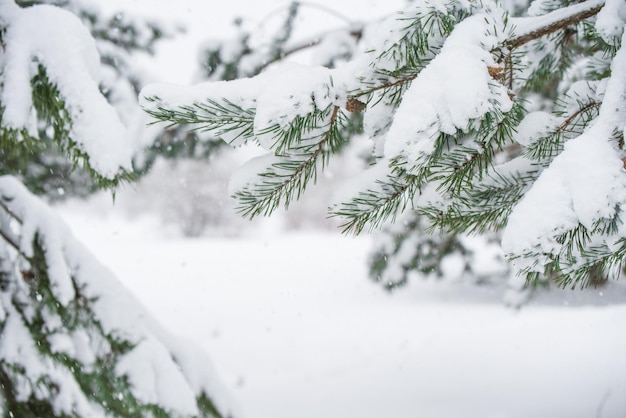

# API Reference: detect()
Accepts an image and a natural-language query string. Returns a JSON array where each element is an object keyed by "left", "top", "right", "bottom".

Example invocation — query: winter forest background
[{"left": 1, "top": 0, "right": 626, "bottom": 417}]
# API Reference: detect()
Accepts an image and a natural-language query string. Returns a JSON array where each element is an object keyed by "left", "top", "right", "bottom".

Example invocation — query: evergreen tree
[
  {"left": 143, "top": 0, "right": 626, "bottom": 292},
  {"left": 0, "top": 1, "right": 230, "bottom": 416}
]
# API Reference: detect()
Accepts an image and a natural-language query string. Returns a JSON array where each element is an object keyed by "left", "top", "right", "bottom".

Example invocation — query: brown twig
[
  {"left": 350, "top": 1, "right": 605, "bottom": 103},
  {"left": 353, "top": 74, "right": 418, "bottom": 99},
  {"left": 256, "top": 28, "right": 363, "bottom": 73},
  {"left": 507, "top": 0, "right": 605, "bottom": 49},
  {"left": 557, "top": 101, "right": 601, "bottom": 134}
]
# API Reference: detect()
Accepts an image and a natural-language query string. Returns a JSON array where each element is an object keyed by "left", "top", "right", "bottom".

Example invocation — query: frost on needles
[{"left": 143, "top": 0, "right": 626, "bottom": 290}]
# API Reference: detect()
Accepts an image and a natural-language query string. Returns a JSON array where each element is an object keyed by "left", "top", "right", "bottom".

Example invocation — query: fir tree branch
[{"left": 508, "top": 0, "right": 605, "bottom": 49}]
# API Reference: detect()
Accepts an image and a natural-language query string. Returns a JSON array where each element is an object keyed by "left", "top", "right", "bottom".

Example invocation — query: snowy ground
[{"left": 58, "top": 201, "right": 626, "bottom": 418}]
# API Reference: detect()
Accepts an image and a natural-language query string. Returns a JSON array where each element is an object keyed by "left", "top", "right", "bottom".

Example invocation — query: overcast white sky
[{"left": 101, "top": 0, "right": 405, "bottom": 83}]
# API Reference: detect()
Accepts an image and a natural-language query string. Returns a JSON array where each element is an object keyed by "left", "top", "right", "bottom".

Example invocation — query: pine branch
[
  {"left": 422, "top": 164, "right": 539, "bottom": 234},
  {"left": 332, "top": 175, "right": 416, "bottom": 234},
  {"left": 259, "top": 104, "right": 338, "bottom": 154},
  {"left": 508, "top": 0, "right": 605, "bottom": 48},
  {"left": 524, "top": 100, "right": 601, "bottom": 162},
  {"left": 143, "top": 96, "right": 256, "bottom": 144},
  {"left": 334, "top": 116, "right": 457, "bottom": 235},
  {"left": 434, "top": 103, "right": 524, "bottom": 194},
  {"left": 347, "top": 0, "right": 605, "bottom": 107},
  {"left": 27, "top": 65, "right": 134, "bottom": 188},
  {"left": 235, "top": 105, "right": 344, "bottom": 218},
  {"left": 557, "top": 100, "right": 601, "bottom": 132},
  {"left": 0, "top": 227, "right": 20, "bottom": 253},
  {"left": 0, "top": 196, "right": 27, "bottom": 256},
  {"left": 352, "top": 74, "right": 418, "bottom": 99},
  {"left": 350, "top": 5, "right": 464, "bottom": 105},
  {"left": 425, "top": 94, "right": 603, "bottom": 238},
  {"left": 519, "top": 231, "right": 626, "bottom": 290}
]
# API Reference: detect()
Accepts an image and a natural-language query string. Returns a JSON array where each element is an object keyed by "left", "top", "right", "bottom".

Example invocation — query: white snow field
[{"left": 59, "top": 202, "right": 626, "bottom": 418}]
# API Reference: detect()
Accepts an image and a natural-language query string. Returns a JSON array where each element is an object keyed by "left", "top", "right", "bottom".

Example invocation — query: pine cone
[{"left": 346, "top": 98, "right": 366, "bottom": 113}]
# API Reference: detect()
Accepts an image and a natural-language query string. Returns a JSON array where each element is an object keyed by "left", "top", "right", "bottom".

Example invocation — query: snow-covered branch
[
  {"left": 144, "top": 0, "right": 626, "bottom": 290},
  {"left": 0, "top": 175, "right": 233, "bottom": 416},
  {"left": 509, "top": 0, "right": 606, "bottom": 48},
  {"left": 0, "top": 3, "right": 133, "bottom": 179}
]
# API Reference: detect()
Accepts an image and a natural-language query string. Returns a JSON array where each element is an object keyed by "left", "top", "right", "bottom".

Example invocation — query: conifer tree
[
  {"left": 143, "top": 0, "right": 626, "bottom": 293},
  {"left": 0, "top": 1, "right": 230, "bottom": 416}
]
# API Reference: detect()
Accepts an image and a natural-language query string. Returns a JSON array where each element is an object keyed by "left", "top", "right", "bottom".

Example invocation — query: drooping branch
[{"left": 236, "top": 105, "right": 342, "bottom": 218}]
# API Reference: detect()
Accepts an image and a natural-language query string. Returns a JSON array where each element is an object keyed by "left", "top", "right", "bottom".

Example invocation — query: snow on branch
[
  {"left": 0, "top": 2, "right": 132, "bottom": 179},
  {"left": 508, "top": 0, "right": 606, "bottom": 48},
  {"left": 502, "top": 30, "right": 626, "bottom": 285},
  {"left": 595, "top": 0, "right": 626, "bottom": 44},
  {"left": 0, "top": 175, "right": 233, "bottom": 416},
  {"left": 332, "top": 9, "right": 517, "bottom": 232},
  {"left": 142, "top": 64, "right": 351, "bottom": 216},
  {"left": 143, "top": 0, "right": 625, "bottom": 289}
]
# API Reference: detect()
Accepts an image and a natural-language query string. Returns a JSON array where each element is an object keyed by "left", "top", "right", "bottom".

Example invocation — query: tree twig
[
  {"left": 256, "top": 27, "right": 363, "bottom": 73},
  {"left": 353, "top": 74, "right": 418, "bottom": 98},
  {"left": 0, "top": 198, "right": 23, "bottom": 225},
  {"left": 0, "top": 228, "right": 21, "bottom": 253},
  {"left": 507, "top": 0, "right": 605, "bottom": 49}
]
